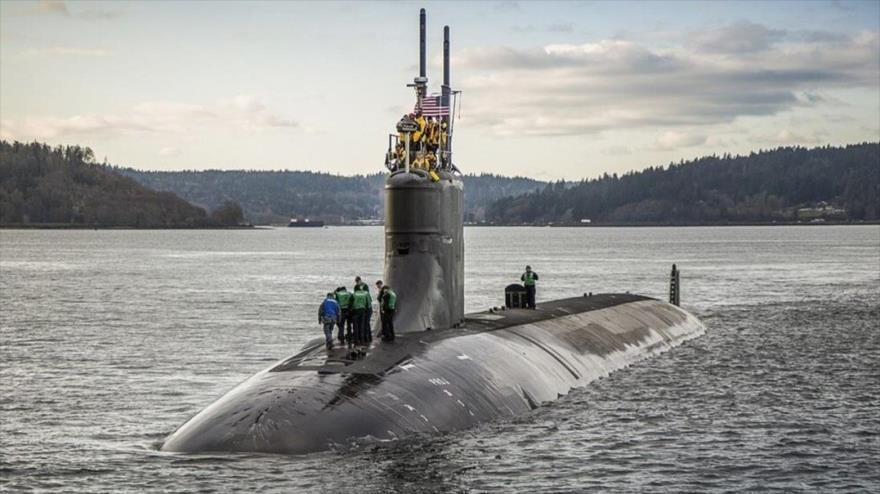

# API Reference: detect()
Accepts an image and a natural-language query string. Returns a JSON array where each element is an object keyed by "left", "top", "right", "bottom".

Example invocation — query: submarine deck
[{"left": 271, "top": 293, "right": 651, "bottom": 376}]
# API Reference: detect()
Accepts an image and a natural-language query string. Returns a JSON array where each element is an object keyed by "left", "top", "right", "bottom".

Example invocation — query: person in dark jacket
[
  {"left": 318, "top": 292, "right": 340, "bottom": 348},
  {"left": 351, "top": 285, "right": 372, "bottom": 345},
  {"left": 354, "top": 276, "right": 369, "bottom": 292},
  {"left": 375, "top": 280, "right": 384, "bottom": 334},
  {"left": 379, "top": 285, "right": 397, "bottom": 341},
  {"left": 521, "top": 265, "right": 539, "bottom": 309},
  {"left": 334, "top": 286, "right": 353, "bottom": 344}
]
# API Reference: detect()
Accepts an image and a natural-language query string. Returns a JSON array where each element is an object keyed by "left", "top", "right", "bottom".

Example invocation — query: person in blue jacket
[{"left": 318, "top": 292, "right": 340, "bottom": 349}]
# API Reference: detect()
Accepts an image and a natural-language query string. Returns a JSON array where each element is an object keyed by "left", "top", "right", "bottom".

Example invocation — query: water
[{"left": 1, "top": 226, "right": 878, "bottom": 492}]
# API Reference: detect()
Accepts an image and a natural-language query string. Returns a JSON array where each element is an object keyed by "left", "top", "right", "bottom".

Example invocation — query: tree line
[
  {"left": 118, "top": 168, "right": 545, "bottom": 225},
  {"left": 0, "top": 141, "right": 244, "bottom": 227},
  {"left": 486, "top": 143, "right": 879, "bottom": 225}
]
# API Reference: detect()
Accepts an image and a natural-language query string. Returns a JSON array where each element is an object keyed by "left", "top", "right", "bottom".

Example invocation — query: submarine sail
[{"left": 385, "top": 9, "right": 463, "bottom": 332}]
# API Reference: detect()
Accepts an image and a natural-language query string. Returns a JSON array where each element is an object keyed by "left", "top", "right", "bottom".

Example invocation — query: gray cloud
[
  {"left": 19, "top": 46, "right": 114, "bottom": 58},
  {"left": 453, "top": 26, "right": 879, "bottom": 137},
  {"left": 688, "top": 21, "right": 786, "bottom": 54},
  {"left": 512, "top": 22, "right": 574, "bottom": 33},
  {"left": 7, "top": 0, "right": 123, "bottom": 19},
  {"left": 1, "top": 95, "right": 297, "bottom": 141}
]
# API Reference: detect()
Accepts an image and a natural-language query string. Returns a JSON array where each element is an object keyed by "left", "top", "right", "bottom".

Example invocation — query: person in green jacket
[
  {"left": 351, "top": 285, "right": 372, "bottom": 345},
  {"left": 334, "top": 286, "right": 353, "bottom": 344},
  {"left": 521, "top": 265, "right": 539, "bottom": 309},
  {"left": 379, "top": 284, "right": 397, "bottom": 341}
]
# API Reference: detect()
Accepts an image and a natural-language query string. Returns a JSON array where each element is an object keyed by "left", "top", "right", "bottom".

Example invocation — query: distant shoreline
[
  {"left": 464, "top": 221, "right": 880, "bottom": 227},
  {"left": 0, "top": 224, "right": 255, "bottom": 230},
  {"left": 2, "top": 222, "right": 876, "bottom": 230}
]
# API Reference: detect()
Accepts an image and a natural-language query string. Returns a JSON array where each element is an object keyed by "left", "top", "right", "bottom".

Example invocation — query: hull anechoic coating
[
  {"left": 160, "top": 294, "right": 705, "bottom": 454},
  {"left": 384, "top": 169, "right": 464, "bottom": 331}
]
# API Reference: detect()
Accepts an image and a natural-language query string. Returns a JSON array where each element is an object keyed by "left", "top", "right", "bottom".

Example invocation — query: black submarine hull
[{"left": 160, "top": 294, "right": 705, "bottom": 454}]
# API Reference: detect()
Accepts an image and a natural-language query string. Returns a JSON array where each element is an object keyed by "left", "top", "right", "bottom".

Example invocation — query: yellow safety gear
[
  {"left": 413, "top": 116, "right": 427, "bottom": 142},
  {"left": 439, "top": 120, "right": 448, "bottom": 148}
]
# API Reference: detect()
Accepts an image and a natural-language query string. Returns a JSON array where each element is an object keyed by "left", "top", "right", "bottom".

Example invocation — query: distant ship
[{"left": 288, "top": 218, "right": 324, "bottom": 228}]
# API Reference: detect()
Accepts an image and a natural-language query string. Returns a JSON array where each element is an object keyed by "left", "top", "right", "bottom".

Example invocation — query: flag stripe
[{"left": 415, "top": 94, "right": 450, "bottom": 117}]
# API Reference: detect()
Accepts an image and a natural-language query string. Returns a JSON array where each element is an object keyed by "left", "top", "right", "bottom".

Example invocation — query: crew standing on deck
[
  {"left": 354, "top": 277, "right": 373, "bottom": 342},
  {"left": 318, "top": 292, "right": 340, "bottom": 349},
  {"left": 334, "top": 286, "right": 353, "bottom": 344},
  {"left": 375, "top": 280, "right": 385, "bottom": 334},
  {"left": 521, "top": 265, "right": 539, "bottom": 309},
  {"left": 351, "top": 283, "right": 372, "bottom": 345},
  {"left": 379, "top": 284, "right": 397, "bottom": 341}
]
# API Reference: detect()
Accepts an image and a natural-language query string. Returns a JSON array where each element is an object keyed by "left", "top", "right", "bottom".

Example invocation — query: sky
[{"left": 1, "top": 0, "right": 878, "bottom": 180}]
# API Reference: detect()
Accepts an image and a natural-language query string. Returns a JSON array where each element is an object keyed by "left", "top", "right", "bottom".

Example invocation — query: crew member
[
  {"left": 351, "top": 284, "right": 372, "bottom": 345},
  {"left": 380, "top": 284, "right": 397, "bottom": 341},
  {"left": 413, "top": 113, "right": 427, "bottom": 145},
  {"left": 521, "top": 265, "right": 539, "bottom": 309},
  {"left": 425, "top": 117, "right": 438, "bottom": 153},
  {"left": 375, "top": 280, "right": 385, "bottom": 332},
  {"left": 318, "top": 292, "right": 340, "bottom": 349},
  {"left": 354, "top": 276, "right": 373, "bottom": 341},
  {"left": 334, "top": 286, "right": 353, "bottom": 344},
  {"left": 439, "top": 120, "right": 448, "bottom": 148},
  {"left": 354, "top": 276, "right": 368, "bottom": 292}
]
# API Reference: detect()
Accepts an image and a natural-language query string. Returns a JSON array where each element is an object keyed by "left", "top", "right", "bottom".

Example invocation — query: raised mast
[{"left": 415, "top": 8, "right": 428, "bottom": 99}]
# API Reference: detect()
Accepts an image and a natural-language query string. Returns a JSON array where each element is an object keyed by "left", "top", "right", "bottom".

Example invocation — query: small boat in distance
[{"left": 288, "top": 218, "right": 324, "bottom": 228}]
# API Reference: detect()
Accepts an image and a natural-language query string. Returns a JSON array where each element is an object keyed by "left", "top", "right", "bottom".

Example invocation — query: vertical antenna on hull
[
  {"left": 420, "top": 8, "right": 426, "bottom": 79},
  {"left": 443, "top": 26, "right": 450, "bottom": 90},
  {"left": 442, "top": 25, "right": 452, "bottom": 168},
  {"left": 414, "top": 8, "right": 428, "bottom": 98}
]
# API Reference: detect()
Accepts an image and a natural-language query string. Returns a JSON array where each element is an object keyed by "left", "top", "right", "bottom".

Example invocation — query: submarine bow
[{"left": 161, "top": 294, "right": 704, "bottom": 454}]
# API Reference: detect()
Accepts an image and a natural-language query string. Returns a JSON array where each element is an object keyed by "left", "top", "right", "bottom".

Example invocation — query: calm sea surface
[{"left": 1, "top": 226, "right": 878, "bottom": 493}]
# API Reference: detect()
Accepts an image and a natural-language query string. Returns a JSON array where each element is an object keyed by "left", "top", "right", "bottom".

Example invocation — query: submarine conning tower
[{"left": 384, "top": 9, "right": 464, "bottom": 332}]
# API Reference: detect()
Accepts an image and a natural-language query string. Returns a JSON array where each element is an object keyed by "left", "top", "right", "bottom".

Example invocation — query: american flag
[{"left": 416, "top": 94, "right": 450, "bottom": 117}]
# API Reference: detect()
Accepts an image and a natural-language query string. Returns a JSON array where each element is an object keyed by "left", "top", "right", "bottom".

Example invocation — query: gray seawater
[{"left": 1, "top": 226, "right": 878, "bottom": 493}]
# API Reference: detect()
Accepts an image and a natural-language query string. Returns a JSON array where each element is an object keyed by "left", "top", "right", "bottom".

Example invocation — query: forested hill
[
  {"left": 118, "top": 169, "right": 544, "bottom": 224},
  {"left": 0, "top": 141, "right": 244, "bottom": 227},
  {"left": 487, "top": 143, "right": 879, "bottom": 225}
]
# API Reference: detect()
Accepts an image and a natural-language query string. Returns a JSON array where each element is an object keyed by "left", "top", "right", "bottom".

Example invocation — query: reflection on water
[{"left": 1, "top": 226, "right": 878, "bottom": 492}]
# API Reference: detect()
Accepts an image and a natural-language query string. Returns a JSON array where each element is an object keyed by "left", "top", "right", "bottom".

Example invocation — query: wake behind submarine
[{"left": 161, "top": 10, "right": 706, "bottom": 455}]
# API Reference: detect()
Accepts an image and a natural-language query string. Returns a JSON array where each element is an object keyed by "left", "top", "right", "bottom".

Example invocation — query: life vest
[
  {"left": 383, "top": 289, "right": 397, "bottom": 310},
  {"left": 430, "top": 121, "right": 441, "bottom": 145},
  {"left": 334, "top": 290, "right": 352, "bottom": 309},
  {"left": 522, "top": 272, "right": 537, "bottom": 286},
  {"left": 413, "top": 116, "right": 427, "bottom": 142},
  {"left": 352, "top": 290, "right": 371, "bottom": 310}
]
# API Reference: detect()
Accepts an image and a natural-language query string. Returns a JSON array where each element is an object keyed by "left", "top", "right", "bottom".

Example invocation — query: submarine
[{"left": 160, "top": 9, "right": 706, "bottom": 455}]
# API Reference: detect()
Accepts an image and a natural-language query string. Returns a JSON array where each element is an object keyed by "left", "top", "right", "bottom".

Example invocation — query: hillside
[
  {"left": 118, "top": 169, "right": 545, "bottom": 225},
  {"left": 0, "top": 141, "right": 243, "bottom": 227},
  {"left": 487, "top": 143, "right": 879, "bottom": 225}
]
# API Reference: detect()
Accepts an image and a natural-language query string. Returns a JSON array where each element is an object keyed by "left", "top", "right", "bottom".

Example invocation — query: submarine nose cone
[{"left": 160, "top": 369, "right": 336, "bottom": 454}]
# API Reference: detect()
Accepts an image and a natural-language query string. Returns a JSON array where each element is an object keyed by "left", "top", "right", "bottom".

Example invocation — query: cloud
[
  {"left": 602, "top": 145, "right": 632, "bottom": 156},
  {"left": 652, "top": 131, "right": 708, "bottom": 150},
  {"left": 512, "top": 23, "right": 574, "bottom": 34},
  {"left": 38, "top": 0, "right": 68, "bottom": 16},
  {"left": 547, "top": 23, "right": 574, "bottom": 33},
  {"left": 688, "top": 21, "right": 785, "bottom": 54},
  {"left": 158, "top": 147, "right": 181, "bottom": 157},
  {"left": 7, "top": 0, "right": 122, "bottom": 19},
  {"left": 494, "top": 1, "right": 521, "bottom": 12},
  {"left": 19, "top": 46, "right": 114, "bottom": 58},
  {"left": 758, "top": 128, "right": 830, "bottom": 146},
  {"left": 1, "top": 95, "right": 298, "bottom": 141},
  {"left": 452, "top": 25, "right": 879, "bottom": 138}
]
